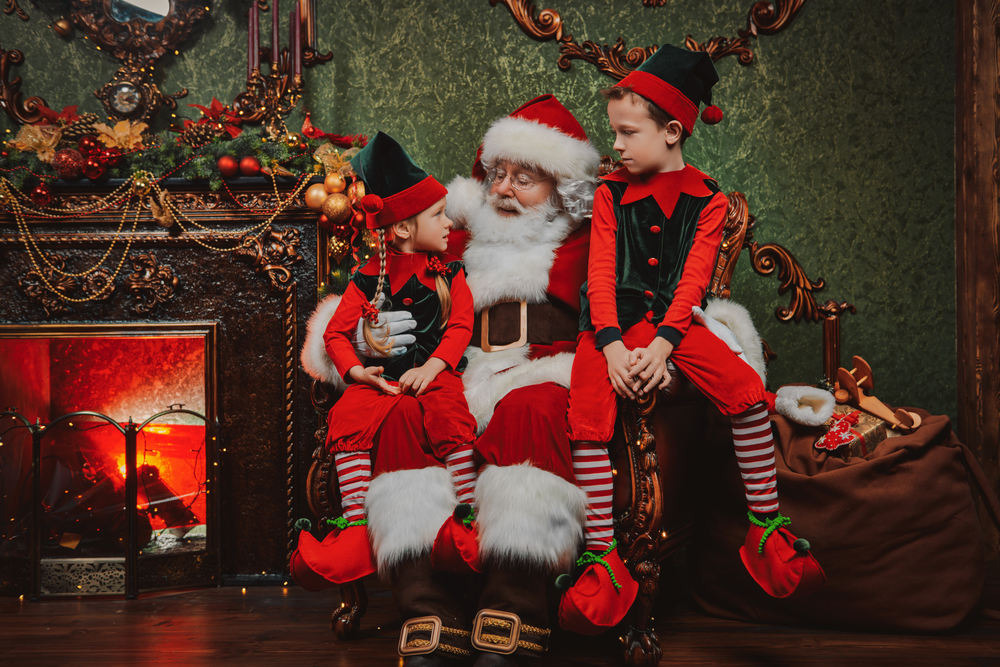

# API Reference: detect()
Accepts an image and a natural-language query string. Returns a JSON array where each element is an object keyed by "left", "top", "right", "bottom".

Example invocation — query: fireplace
[{"left": 0, "top": 323, "right": 219, "bottom": 596}]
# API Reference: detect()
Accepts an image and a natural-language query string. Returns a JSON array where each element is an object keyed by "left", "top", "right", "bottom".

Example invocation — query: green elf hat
[
  {"left": 349, "top": 131, "right": 448, "bottom": 230},
  {"left": 615, "top": 44, "right": 722, "bottom": 136}
]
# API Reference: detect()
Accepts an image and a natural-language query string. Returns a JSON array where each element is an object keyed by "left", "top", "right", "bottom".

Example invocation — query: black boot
[
  {"left": 393, "top": 553, "right": 475, "bottom": 664},
  {"left": 471, "top": 566, "right": 552, "bottom": 665}
]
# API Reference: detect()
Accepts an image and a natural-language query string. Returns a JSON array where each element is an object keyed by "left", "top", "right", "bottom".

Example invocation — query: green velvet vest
[
  {"left": 580, "top": 177, "right": 721, "bottom": 335},
  {"left": 352, "top": 258, "right": 466, "bottom": 382}
]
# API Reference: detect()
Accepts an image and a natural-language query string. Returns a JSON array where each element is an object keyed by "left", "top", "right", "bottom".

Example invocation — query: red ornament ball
[
  {"left": 239, "top": 155, "right": 261, "bottom": 177},
  {"left": 83, "top": 157, "right": 105, "bottom": 180},
  {"left": 30, "top": 183, "right": 53, "bottom": 207},
  {"left": 52, "top": 148, "right": 84, "bottom": 180},
  {"left": 77, "top": 135, "right": 101, "bottom": 157},
  {"left": 217, "top": 155, "right": 239, "bottom": 178},
  {"left": 330, "top": 223, "right": 352, "bottom": 240},
  {"left": 98, "top": 147, "right": 121, "bottom": 168},
  {"left": 352, "top": 210, "right": 365, "bottom": 227}
]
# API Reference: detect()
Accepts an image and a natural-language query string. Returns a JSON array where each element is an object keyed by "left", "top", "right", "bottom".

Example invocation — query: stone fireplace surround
[{"left": 0, "top": 177, "right": 320, "bottom": 585}]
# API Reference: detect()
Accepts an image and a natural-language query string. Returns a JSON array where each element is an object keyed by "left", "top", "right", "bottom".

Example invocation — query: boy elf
[{"left": 560, "top": 44, "right": 826, "bottom": 634}]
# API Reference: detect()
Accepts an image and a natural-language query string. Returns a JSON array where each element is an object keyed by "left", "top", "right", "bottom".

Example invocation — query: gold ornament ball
[
  {"left": 321, "top": 193, "right": 353, "bottom": 224},
  {"left": 53, "top": 19, "right": 72, "bottom": 38},
  {"left": 324, "top": 173, "right": 347, "bottom": 194},
  {"left": 133, "top": 175, "right": 151, "bottom": 194},
  {"left": 304, "top": 183, "right": 329, "bottom": 211},
  {"left": 285, "top": 132, "right": 302, "bottom": 148},
  {"left": 347, "top": 180, "right": 366, "bottom": 205}
]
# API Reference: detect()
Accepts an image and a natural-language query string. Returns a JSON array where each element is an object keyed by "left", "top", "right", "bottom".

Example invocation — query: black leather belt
[{"left": 470, "top": 299, "right": 580, "bottom": 352}]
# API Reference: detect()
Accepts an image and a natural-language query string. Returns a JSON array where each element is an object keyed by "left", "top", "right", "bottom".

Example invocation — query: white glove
[{"left": 351, "top": 292, "right": 417, "bottom": 358}]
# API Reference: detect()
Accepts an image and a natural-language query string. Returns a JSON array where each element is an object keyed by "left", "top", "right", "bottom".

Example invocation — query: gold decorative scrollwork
[
  {"left": 19, "top": 255, "right": 77, "bottom": 317},
  {"left": 4, "top": 0, "right": 27, "bottom": 21},
  {"left": 492, "top": 0, "right": 807, "bottom": 80},
  {"left": 709, "top": 192, "right": 756, "bottom": 299},
  {"left": 80, "top": 268, "right": 115, "bottom": 301},
  {"left": 746, "top": 240, "right": 826, "bottom": 323},
  {"left": 127, "top": 252, "right": 179, "bottom": 315},
  {"left": 233, "top": 225, "right": 303, "bottom": 291},
  {"left": 0, "top": 44, "right": 47, "bottom": 125}
]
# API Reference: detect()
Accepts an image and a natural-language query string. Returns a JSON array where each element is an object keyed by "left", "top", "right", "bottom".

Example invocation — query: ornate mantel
[{"left": 0, "top": 178, "right": 320, "bottom": 581}]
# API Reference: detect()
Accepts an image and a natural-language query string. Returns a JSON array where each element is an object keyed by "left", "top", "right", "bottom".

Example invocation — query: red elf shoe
[
  {"left": 291, "top": 518, "right": 375, "bottom": 587},
  {"left": 558, "top": 539, "right": 639, "bottom": 635},
  {"left": 430, "top": 503, "right": 482, "bottom": 574},
  {"left": 739, "top": 512, "right": 827, "bottom": 599}
]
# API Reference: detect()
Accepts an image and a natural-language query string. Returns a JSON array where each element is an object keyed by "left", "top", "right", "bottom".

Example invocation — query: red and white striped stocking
[
  {"left": 445, "top": 444, "right": 477, "bottom": 505},
  {"left": 732, "top": 403, "right": 780, "bottom": 516},
  {"left": 572, "top": 441, "right": 615, "bottom": 552},
  {"left": 334, "top": 451, "right": 371, "bottom": 523}
]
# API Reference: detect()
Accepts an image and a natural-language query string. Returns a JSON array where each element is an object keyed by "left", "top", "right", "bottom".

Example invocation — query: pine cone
[
  {"left": 179, "top": 123, "right": 217, "bottom": 147},
  {"left": 62, "top": 113, "right": 101, "bottom": 141}
]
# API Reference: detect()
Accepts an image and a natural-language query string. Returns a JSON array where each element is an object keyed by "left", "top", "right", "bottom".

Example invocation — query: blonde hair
[{"left": 361, "top": 221, "right": 452, "bottom": 356}]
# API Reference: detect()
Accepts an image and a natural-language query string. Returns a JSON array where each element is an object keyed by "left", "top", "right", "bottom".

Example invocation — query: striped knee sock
[
  {"left": 445, "top": 444, "right": 477, "bottom": 505},
  {"left": 732, "top": 404, "right": 780, "bottom": 517},
  {"left": 572, "top": 441, "right": 615, "bottom": 552},
  {"left": 334, "top": 451, "right": 371, "bottom": 523}
]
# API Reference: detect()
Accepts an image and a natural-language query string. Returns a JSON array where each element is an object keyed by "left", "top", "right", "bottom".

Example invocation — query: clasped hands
[
  {"left": 348, "top": 357, "right": 446, "bottom": 397},
  {"left": 603, "top": 337, "right": 674, "bottom": 400}
]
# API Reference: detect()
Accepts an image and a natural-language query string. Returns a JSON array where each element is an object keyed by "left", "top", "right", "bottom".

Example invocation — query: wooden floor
[{"left": 2, "top": 561, "right": 999, "bottom": 666}]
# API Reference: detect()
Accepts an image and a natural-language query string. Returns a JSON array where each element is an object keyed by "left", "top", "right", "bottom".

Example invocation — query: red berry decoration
[
  {"left": 239, "top": 155, "right": 261, "bottom": 177},
  {"left": 30, "top": 183, "right": 53, "bottom": 207},
  {"left": 331, "top": 223, "right": 352, "bottom": 240},
  {"left": 217, "top": 155, "right": 239, "bottom": 179},
  {"left": 77, "top": 135, "right": 101, "bottom": 157},
  {"left": 83, "top": 157, "right": 105, "bottom": 180},
  {"left": 98, "top": 147, "right": 121, "bottom": 168},
  {"left": 52, "top": 148, "right": 84, "bottom": 181}
]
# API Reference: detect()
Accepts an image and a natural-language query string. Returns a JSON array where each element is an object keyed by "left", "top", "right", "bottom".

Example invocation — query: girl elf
[{"left": 290, "top": 132, "right": 481, "bottom": 589}]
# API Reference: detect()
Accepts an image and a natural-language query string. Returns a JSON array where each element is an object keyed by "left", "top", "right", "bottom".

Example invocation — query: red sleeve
[
  {"left": 657, "top": 190, "right": 728, "bottom": 342},
  {"left": 323, "top": 282, "right": 367, "bottom": 380},
  {"left": 431, "top": 267, "right": 474, "bottom": 369},
  {"left": 587, "top": 184, "right": 622, "bottom": 345}
]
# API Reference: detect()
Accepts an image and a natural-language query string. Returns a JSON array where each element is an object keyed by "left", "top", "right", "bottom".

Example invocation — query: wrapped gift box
[{"left": 815, "top": 405, "right": 888, "bottom": 461}]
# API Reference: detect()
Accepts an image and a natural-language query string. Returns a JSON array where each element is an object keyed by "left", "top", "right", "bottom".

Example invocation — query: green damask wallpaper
[{"left": 0, "top": 0, "right": 957, "bottom": 421}]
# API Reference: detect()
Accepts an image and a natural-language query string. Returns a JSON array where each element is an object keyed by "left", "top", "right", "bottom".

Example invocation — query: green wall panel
[{"left": 0, "top": 0, "right": 957, "bottom": 421}]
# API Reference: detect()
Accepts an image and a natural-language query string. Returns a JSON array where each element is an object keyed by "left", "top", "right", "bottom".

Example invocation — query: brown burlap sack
[{"left": 687, "top": 409, "right": 1000, "bottom": 632}]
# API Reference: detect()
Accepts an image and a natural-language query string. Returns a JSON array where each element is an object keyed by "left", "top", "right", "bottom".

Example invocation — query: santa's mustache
[{"left": 486, "top": 192, "right": 527, "bottom": 216}]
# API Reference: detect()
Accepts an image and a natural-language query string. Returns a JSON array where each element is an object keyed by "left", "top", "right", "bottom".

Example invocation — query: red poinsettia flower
[
  {"left": 34, "top": 104, "right": 80, "bottom": 127},
  {"left": 301, "top": 113, "right": 368, "bottom": 148},
  {"left": 188, "top": 98, "right": 242, "bottom": 138}
]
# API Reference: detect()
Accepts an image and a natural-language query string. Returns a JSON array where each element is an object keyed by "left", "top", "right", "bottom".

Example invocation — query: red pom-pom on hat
[
  {"left": 701, "top": 105, "right": 724, "bottom": 125},
  {"left": 361, "top": 194, "right": 385, "bottom": 229}
]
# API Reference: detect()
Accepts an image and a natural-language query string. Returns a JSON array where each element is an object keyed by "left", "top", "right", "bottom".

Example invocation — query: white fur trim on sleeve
[
  {"left": 462, "top": 346, "right": 574, "bottom": 434},
  {"left": 444, "top": 176, "right": 486, "bottom": 231},
  {"left": 481, "top": 117, "right": 600, "bottom": 184},
  {"left": 475, "top": 463, "right": 586, "bottom": 571},
  {"left": 775, "top": 385, "right": 836, "bottom": 427},
  {"left": 300, "top": 293, "right": 348, "bottom": 390},
  {"left": 365, "top": 466, "right": 457, "bottom": 576},
  {"left": 704, "top": 298, "right": 766, "bottom": 384}
]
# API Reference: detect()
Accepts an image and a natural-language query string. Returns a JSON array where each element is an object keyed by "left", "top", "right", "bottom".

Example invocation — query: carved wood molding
[
  {"left": 0, "top": 45, "right": 47, "bottom": 125},
  {"left": 232, "top": 225, "right": 303, "bottom": 292},
  {"left": 126, "top": 252, "right": 179, "bottom": 315},
  {"left": 17, "top": 253, "right": 116, "bottom": 318},
  {"left": 492, "top": 0, "right": 806, "bottom": 79},
  {"left": 69, "top": 0, "right": 208, "bottom": 65},
  {"left": 4, "top": 0, "right": 27, "bottom": 22}
]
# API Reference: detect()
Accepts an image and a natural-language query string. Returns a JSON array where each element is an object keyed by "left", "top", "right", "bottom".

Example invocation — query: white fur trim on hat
[
  {"left": 480, "top": 116, "right": 600, "bottom": 184},
  {"left": 444, "top": 176, "right": 486, "bottom": 231},
  {"left": 301, "top": 293, "right": 348, "bottom": 391},
  {"left": 775, "top": 385, "right": 836, "bottom": 427},
  {"left": 365, "top": 466, "right": 457, "bottom": 576},
  {"left": 704, "top": 298, "right": 766, "bottom": 384},
  {"left": 475, "top": 463, "right": 586, "bottom": 571},
  {"left": 462, "top": 346, "right": 573, "bottom": 434}
]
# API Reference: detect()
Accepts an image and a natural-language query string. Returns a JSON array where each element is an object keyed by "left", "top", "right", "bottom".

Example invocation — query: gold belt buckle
[
  {"left": 398, "top": 615, "right": 442, "bottom": 656},
  {"left": 471, "top": 609, "right": 521, "bottom": 655},
  {"left": 480, "top": 299, "right": 528, "bottom": 352}
]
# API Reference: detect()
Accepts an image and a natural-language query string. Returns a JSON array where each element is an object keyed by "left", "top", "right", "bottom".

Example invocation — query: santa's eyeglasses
[{"left": 485, "top": 167, "right": 549, "bottom": 192}]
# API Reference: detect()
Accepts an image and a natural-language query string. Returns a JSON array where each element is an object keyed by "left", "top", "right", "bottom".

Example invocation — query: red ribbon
[
  {"left": 427, "top": 256, "right": 451, "bottom": 276},
  {"left": 360, "top": 300, "right": 380, "bottom": 324}
]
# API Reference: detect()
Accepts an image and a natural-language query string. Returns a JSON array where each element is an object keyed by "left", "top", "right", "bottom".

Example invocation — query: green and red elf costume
[
  {"left": 289, "top": 133, "right": 482, "bottom": 609},
  {"left": 562, "top": 45, "right": 825, "bottom": 632}
]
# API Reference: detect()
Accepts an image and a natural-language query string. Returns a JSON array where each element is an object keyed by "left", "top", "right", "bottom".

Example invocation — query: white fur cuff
[
  {"left": 475, "top": 463, "right": 586, "bottom": 571},
  {"left": 365, "top": 466, "right": 457, "bottom": 576},
  {"left": 301, "top": 293, "right": 347, "bottom": 391},
  {"left": 444, "top": 176, "right": 486, "bottom": 230},
  {"left": 775, "top": 385, "right": 836, "bottom": 427},
  {"left": 704, "top": 298, "right": 766, "bottom": 384}
]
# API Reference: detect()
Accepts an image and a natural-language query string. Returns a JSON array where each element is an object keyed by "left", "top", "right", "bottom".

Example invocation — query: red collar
[
  {"left": 359, "top": 249, "right": 454, "bottom": 295},
  {"left": 602, "top": 164, "right": 715, "bottom": 218}
]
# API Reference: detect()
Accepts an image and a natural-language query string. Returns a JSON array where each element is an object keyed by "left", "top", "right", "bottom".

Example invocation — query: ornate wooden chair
[{"left": 305, "top": 158, "right": 851, "bottom": 666}]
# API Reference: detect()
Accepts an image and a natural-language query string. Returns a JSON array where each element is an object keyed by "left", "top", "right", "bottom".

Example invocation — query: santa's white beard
[{"left": 463, "top": 194, "right": 574, "bottom": 309}]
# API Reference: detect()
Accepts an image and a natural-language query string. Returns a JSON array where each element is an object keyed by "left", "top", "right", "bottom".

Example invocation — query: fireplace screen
[{"left": 0, "top": 324, "right": 219, "bottom": 597}]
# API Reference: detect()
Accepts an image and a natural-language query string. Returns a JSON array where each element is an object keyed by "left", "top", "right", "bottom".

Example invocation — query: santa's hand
[{"left": 351, "top": 293, "right": 417, "bottom": 357}]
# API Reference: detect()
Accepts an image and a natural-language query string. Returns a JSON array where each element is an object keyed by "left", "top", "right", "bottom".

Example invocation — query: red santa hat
[{"left": 473, "top": 94, "right": 600, "bottom": 184}]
